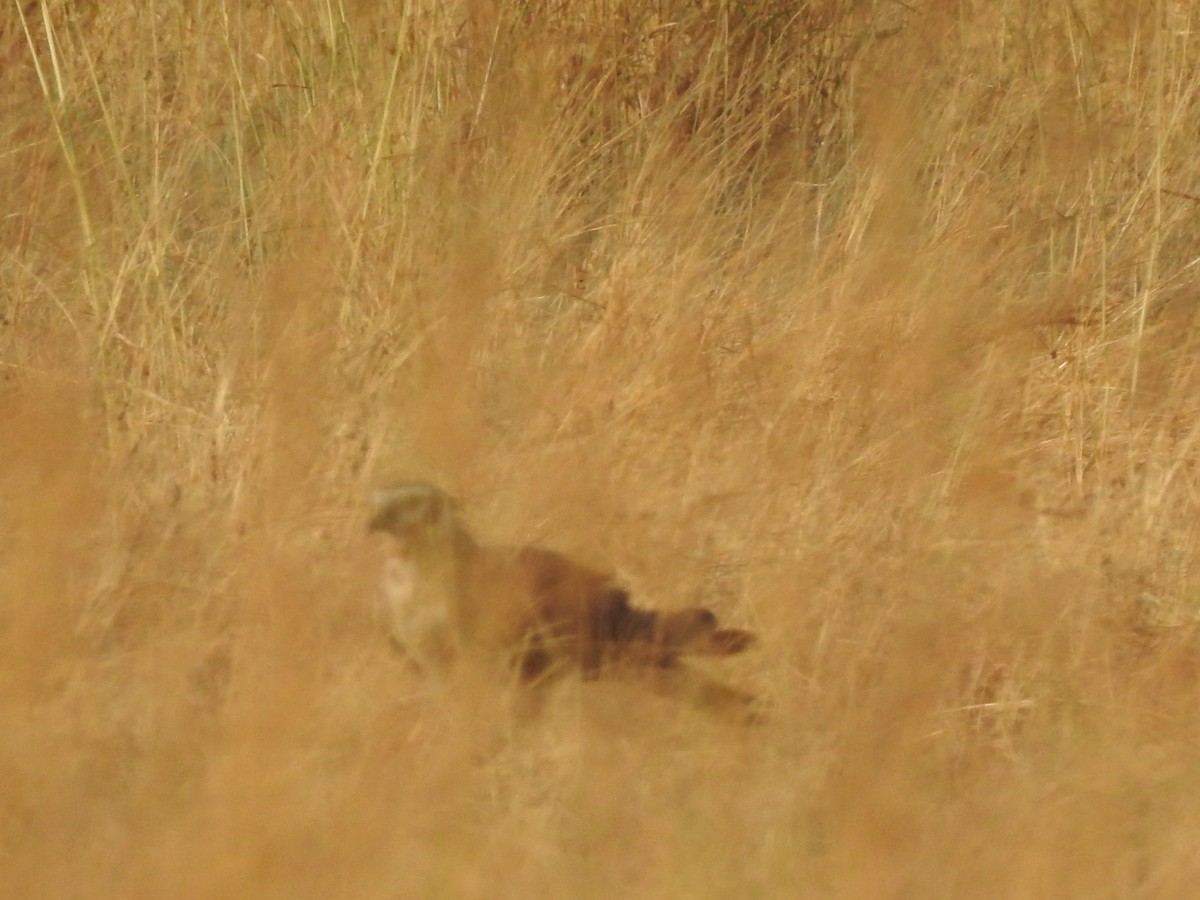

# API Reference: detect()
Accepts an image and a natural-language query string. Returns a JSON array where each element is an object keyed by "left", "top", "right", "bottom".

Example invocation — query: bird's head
[{"left": 368, "top": 482, "right": 457, "bottom": 544}]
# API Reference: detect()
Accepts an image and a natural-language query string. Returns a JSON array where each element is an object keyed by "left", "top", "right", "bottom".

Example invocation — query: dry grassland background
[{"left": 4, "top": 1, "right": 1200, "bottom": 896}]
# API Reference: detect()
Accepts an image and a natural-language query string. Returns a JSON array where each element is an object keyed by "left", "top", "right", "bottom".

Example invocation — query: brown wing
[
  {"left": 514, "top": 546, "right": 756, "bottom": 675},
  {"left": 514, "top": 547, "right": 633, "bottom": 674}
]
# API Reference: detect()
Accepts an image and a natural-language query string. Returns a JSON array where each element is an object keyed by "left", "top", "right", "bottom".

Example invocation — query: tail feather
[
  {"left": 646, "top": 663, "right": 765, "bottom": 725},
  {"left": 651, "top": 608, "right": 757, "bottom": 657}
]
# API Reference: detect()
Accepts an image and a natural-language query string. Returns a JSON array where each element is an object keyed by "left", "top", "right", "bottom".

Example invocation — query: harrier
[{"left": 368, "top": 481, "right": 758, "bottom": 715}]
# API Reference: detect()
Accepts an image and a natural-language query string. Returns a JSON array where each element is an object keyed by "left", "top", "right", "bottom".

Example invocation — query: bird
[{"left": 367, "top": 481, "right": 759, "bottom": 715}]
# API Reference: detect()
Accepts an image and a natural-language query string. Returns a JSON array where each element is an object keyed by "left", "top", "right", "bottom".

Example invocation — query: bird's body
[
  {"left": 377, "top": 554, "right": 456, "bottom": 672},
  {"left": 368, "top": 481, "right": 758, "bottom": 715}
]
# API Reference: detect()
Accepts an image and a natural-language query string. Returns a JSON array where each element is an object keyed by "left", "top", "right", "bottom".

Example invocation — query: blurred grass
[{"left": 3, "top": 1, "right": 1200, "bottom": 897}]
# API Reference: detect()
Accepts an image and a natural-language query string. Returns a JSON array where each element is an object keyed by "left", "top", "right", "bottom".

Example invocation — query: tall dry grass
[{"left": 3, "top": 1, "right": 1200, "bottom": 896}]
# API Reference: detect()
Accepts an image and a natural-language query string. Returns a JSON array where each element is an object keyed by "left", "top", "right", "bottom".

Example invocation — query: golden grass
[{"left": 4, "top": 1, "right": 1200, "bottom": 896}]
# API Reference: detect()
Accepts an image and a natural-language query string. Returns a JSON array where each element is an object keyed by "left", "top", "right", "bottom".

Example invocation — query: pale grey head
[{"left": 368, "top": 481, "right": 457, "bottom": 539}]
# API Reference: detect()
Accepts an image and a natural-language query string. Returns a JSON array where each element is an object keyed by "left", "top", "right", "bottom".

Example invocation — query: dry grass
[{"left": 4, "top": 1, "right": 1200, "bottom": 896}]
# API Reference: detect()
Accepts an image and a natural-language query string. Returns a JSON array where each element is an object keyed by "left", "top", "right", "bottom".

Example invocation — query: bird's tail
[{"left": 651, "top": 607, "right": 757, "bottom": 657}]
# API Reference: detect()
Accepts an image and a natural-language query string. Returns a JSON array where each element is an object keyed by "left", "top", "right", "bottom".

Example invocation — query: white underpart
[{"left": 379, "top": 552, "right": 454, "bottom": 674}]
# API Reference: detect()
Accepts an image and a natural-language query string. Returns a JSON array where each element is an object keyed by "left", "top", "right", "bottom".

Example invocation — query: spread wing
[{"left": 513, "top": 546, "right": 756, "bottom": 674}]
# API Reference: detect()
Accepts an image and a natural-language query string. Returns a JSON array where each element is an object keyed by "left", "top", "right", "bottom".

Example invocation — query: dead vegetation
[{"left": 4, "top": 1, "right": 1200, "bottom": 896}]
